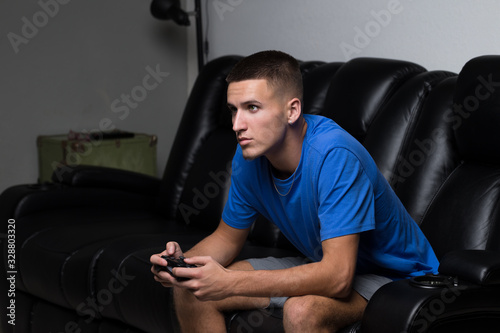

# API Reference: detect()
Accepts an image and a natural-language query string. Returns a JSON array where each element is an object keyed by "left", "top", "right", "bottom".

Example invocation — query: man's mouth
[{"left": 238, "top": 137, "right": 252, "bottom": 146}]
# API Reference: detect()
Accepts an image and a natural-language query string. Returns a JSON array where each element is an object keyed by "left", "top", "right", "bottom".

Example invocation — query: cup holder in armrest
[{"left": 410, "top": 275, "right": 458, "bottom": 289}]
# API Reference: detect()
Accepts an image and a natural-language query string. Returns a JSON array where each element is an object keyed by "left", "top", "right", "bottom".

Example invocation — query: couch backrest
[
  {"left": 157, "top": 55, "right": 242, "bottom": 225},
  {"left": 392, "top": 76, "right": 461, "bottom": 225},
  {"left": 417, "top": 56, "right": 500, "bottom": 258}
]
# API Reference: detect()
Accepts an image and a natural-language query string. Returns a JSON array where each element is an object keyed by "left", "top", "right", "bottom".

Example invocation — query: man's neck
[{"left": 267, "top": 117, "right": 308, "bottom": 179}]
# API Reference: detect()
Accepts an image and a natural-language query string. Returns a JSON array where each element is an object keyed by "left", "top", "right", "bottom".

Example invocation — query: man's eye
[{"left": 248, "top": 105, "right": 258, "bottom": 111}]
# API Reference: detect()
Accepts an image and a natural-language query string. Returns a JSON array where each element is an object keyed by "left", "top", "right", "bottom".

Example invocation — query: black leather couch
[{"left": 2, "top": 54, "right": 500, "bottom": 333}]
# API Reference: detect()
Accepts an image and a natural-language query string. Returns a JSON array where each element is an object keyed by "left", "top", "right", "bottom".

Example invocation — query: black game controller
[{"left": 155, "top": 255, "right": 196, "bottom": 281}]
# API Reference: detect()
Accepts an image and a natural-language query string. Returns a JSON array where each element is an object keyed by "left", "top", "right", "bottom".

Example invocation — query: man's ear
[{"left": 287, "top": 97, "right": 302, "bottom": 124}]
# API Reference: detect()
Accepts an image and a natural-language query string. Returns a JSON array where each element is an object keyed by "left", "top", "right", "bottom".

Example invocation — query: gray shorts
[{"left": 245, "top": 256, "right": 392, "bottom": 309}]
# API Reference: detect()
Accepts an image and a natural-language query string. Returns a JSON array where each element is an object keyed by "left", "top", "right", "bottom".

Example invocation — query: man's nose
[{"left": 232, "top": 111, "right": 246, "bottom": 132}]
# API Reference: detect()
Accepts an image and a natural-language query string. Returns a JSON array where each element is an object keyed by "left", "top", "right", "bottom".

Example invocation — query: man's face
[{"left": 227, "top": 79, "right": 290, "bottom": 161}]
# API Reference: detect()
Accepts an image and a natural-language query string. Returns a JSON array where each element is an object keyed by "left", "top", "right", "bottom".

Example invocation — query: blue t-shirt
[{"left": 222, "top": 114, "right": 439, "bottom": 279}]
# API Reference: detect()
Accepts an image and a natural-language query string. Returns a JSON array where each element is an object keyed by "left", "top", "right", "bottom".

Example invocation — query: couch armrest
[
  {"left": 1, "top": 167, "right": 161, "bottom": 224},
  {"left": 438, "top": 249, "right": 500, "bottom": 286},
  {"left": 1, "top": 184, "right": 158, "bottom": 222},
  {"left": 361, "top": 277, "right": 500, "bottom": 333},
  {"left": 52, "top": 165, "right": 161, "bottom": 195}
]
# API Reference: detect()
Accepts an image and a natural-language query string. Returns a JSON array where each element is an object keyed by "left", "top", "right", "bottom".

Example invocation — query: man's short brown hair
[{"left": 226, "top": 50, "right": 303, "bottom": 102}]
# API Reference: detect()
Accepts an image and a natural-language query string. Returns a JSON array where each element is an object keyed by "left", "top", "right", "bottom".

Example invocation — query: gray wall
[
  {"left": 203, "top": 0, "right": 500, "bottom": 73},
  {"left": 0, "top": 0, "right": 188, "bottom": 192}
]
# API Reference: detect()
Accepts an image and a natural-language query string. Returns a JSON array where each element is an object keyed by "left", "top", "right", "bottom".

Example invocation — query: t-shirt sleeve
[
  {"left": 317, "top": 148, "right": 376, "bottom": 241},
  {"left": 221, "top": 152, "right": 259, "bottom": 229}
]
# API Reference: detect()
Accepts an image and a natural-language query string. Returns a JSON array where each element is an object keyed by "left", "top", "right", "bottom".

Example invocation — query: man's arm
[
  {"left": 184, "top": 219, "right": 250, "bottom": 267},
  {"left": 181, "top": 233, "right": 359, "bottom": 301}
]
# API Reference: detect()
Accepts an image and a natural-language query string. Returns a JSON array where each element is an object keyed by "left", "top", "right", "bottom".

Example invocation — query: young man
[{"left": 151, "top": 50, "right": 439, "bottom": 332}]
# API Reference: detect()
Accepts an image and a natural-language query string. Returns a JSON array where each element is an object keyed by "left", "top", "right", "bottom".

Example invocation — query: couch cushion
[
  {"left": 420, "top": 163, "right": 500, "bottom": 258},
  {"left": 363, "top": 71, "right": 456, "bottom": 183},
  {"left": 417, "top": 55, "right": 500, "bottom": 257},
  {"left": 158, "top": 55, "right": 243, "bottom": 219},
  {"left": 18, "top": 210, "right": 189, "bottom": 308},
  {"left": 320, "top": 57, "right": 426, "bottom": 142},
  {"left": 392, "top": 77, "right": 462, "bottom": 224},
  {"left": 453, "top": 55, "right": 500, "bottom": 164}
]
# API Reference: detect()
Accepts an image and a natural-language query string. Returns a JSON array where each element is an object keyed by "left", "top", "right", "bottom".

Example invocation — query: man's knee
[
  {"left": 283, "top": 296, "right": 324, "bottom": 329},
  {"left": 283, "top": 294, "right": 366, "bottom": 332}
]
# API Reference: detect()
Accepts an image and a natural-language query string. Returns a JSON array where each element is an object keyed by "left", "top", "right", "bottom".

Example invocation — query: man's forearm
[
  {"left": 229, "top": 260, "right": 353, "bottom": 299},
  {"left": 227, "top": 235, "right": 360, "bottom": 300},
  {"left": 184, "top": 234, "right": 235, "bottom": 267},
  {"left": 184, "top": 220, "right": 248, "bottom": 267}
]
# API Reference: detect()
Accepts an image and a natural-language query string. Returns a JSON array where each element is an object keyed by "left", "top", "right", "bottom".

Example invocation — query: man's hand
[
  {"left": 151, "top": 250, "right": 232, "bottom": 301},
  {"left": 150, "top": 241, "right": 185, "bottom": 287},
  {"left": 177, "top": 256, "right": 232, "bottom": 301},
  {"left": 150, "top": 220, "right": 250, "bottom": 297}
]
